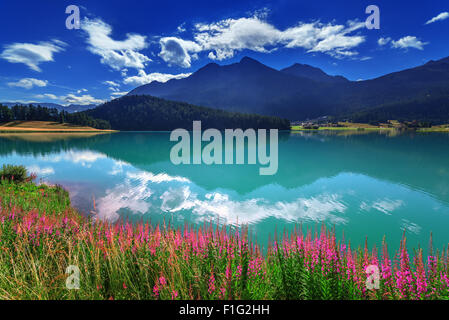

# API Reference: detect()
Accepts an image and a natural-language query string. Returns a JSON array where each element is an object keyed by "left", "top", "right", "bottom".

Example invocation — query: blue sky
[{"left": 0, "top": 0, "right": 448, "bottom": 105}]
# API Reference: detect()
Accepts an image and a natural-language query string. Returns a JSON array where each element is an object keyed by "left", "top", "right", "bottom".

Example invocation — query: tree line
[
  {"left": 86, "top": 95, "right": 291, "bottom": 131},
  {"left": 0, "top": 104, "right": 111, "bottom": 129}
]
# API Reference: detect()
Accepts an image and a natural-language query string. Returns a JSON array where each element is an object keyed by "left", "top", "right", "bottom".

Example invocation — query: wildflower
[
  {"left": 208, "top": 273, "right": 215, "bottom": 295},
  {"left": 159, "top": 276, "right": 167, "bottom": 286},
  {"left": 153, "top": 284, "right": 159, "bottom": 297}
]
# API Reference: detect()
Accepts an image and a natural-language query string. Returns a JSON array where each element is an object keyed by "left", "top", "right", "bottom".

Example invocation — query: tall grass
[{"left": 0, "top": 179, "right": 448, "bottom": 300}]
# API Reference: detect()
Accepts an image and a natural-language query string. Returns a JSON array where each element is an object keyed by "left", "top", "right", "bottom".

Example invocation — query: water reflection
[{"left": 1, "top": 131, "right": 449, "bottom": 253}]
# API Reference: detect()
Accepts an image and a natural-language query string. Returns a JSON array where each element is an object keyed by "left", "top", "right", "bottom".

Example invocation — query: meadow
[
  {"left": 0, "top": 121, "right": 116, "bottom": 132},
  {"left": 0, "top": 166, "right": 448, "bottom": 300}
]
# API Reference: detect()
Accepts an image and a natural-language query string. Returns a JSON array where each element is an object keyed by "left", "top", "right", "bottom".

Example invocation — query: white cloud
[
  {"left": 110, "top": 91, "right": 129, "bottom": 99},
  {"left": 425, "top": 12, "right": 449, "bottom": 24},
  {"left": 81, "top": 18, "right": 151, "bottom": 70},
  {"left": 104, "top": 80, "right": 120, "bottom": 87},
  {"left": 159, "top": 37, "right": 201, "bottom": 68},
  {"left": 160, "top": 188, "right": 347, "bottom": 226},
  {"left": 123, "top": 69, "right": 191, "bottom": 86},
  {"left": 177, "top": 23, "right": 187, "bottom": 33},
  {"left": 8, "top": 78, "right": 48, "bottom": 89},
  {"left": 33, "top": 92, "right": 104, "bottom": 105},
  {"left": 64, "top": 150, "right": 106, "bottom": 164},
  {"left": 401, "top": 219, "right": 421, "bottom": 235},
  {"left": 391, "top": 36, "right": 428, "bottom": 50},
  {"left": 27, "top": 165, "right": 55, "bottom": 176},
  {"left": 360, "top": 199, "right": 403, "bottom": 215},
  {"left": 94, "top": 168, "right": 347, "bottom": 225},
  {"left": 159, "top": 14, "right": 366, "bottom": 67},
  {"left": 77, "top": 88, "right": 88, "bottom": 94},
  {"left": 378, "top": 37, "right": 391, "bottom": 46},
  {"left": 0, "top": 40, "right": 66, "bottom": 71},
  {"left": 34, "top": 93, "right": 58, "bottom": 100},
  {"left": 103, "top": 80, "right": 121, "bottom": 92},
  {"left": 128, "top": 171, "right": 190, "bottom": 184},
  {"left": 64, "top": 93, "right": 105, "bottom": 105}
]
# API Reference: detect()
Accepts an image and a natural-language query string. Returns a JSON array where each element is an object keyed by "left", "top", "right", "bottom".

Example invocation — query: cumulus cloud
[
  {"left": 81, "top": 18, "right": 151, "bottom": 70},
  {"left": 0, "top": 40, "right": 66, "bottom": 71},
  {"left": 123, "top": 69, "right": 191, "bottom": 86},
  {"left": 8, "top": 78, "right": 48, "bottom": 89},
  {"left": 391, "top": 36, "right": 428, "bottom": 50},
  {"left": 158, "top": 14, "right": 366, "bottom": 67},
  {"left": 159, "top": 37, "right": 201, "bottom": 68},
  {"left": 425, "top": 12, "right": 449, "bottom": 24}
]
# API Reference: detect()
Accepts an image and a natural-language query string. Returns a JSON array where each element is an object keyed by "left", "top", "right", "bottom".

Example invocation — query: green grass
[{"left": 0, "top": 179, "right": 71, "bottom": 216}]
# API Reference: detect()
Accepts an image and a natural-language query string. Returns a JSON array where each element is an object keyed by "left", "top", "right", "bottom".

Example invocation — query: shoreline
[{"left": 0, "top": 121, "right": 117, "bottom": 133}]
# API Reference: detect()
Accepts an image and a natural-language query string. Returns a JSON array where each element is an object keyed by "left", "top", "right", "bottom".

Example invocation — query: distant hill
[
  {"left": 0, "top": 102, "right": 97, "bottom": 113},
  {"left": 128, "top": 56, "right": 449, "bottom": 123},
  {"left": 341, "top": 96, "right": 449, "bottom": 124},
  {"left": 85, "top": 95, "right": 290, "bottom": 131}
]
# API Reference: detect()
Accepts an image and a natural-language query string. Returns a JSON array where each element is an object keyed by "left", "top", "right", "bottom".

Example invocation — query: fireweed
[{"left": 0, "top": 180, "right": 448, "bottom": 300}]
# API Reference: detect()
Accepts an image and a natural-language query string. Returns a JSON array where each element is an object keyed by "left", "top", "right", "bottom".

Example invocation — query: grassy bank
[
  {"left": 0, "top": 121, "right": 117, "bottom": 133},
  {"left": 0, "top": 174, "right": 448, "bottom": 300},
  {"left": 292, "top": 121, "right": 449, "bottom": 132}
]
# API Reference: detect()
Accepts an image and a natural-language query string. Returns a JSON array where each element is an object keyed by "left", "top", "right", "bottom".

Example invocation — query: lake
[{"left": 1, "top": 131, "right": 449, "bottom": 255}]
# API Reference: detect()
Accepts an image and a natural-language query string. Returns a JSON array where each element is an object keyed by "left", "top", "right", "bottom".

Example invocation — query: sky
[{"left": 0, "top": 0, "right": 448, "bottom": 105}]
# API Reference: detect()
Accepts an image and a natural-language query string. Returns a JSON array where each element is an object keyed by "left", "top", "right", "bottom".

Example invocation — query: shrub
[{"left": 0, "top": 164, "right": 28, "bottom": 182}]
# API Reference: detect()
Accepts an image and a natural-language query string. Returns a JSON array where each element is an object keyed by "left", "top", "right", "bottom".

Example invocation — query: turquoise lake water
[{"left": 1, "top": 131, "right": 448, "bottom": 255}]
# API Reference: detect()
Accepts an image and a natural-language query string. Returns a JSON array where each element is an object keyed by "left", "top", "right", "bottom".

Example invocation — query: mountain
[
  {"left": 85, "top": 95, "right": 290, "bottom": 131},
  {"left": 128, "top": 56, "right": 449, "bottom": 122},
  {"left": 280, "top": 63, "right": 349, "bottom": 83},
  {"left": 128, "top": 57, "right": 340, "bottom": 120},
  {"left": 1, "top": 102, "right": 97, "bottom": 113}
]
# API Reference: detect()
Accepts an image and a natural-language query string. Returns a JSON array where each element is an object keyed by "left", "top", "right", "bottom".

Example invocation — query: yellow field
[{"left": 0, "top": 121, "right": 116, "bottom": 132}]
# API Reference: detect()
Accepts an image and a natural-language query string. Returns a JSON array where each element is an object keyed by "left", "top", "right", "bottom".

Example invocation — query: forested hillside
[{"left": 85, "top": 95, "right": 291, "bottom": 130}]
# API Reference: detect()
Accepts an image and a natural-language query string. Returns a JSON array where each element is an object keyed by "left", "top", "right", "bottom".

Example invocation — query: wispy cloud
[
  {"left": 64, "top": 93, "right": 105, "bottom": 105},
  {"left": 123, "top": 70, "right": 192, "bottom": 86},
  {"left": 0, "top": 40, "right": 66, "bottom": 72},
  {"left": 34, "top": 93, "right": 58, "bottom": 100},
  {"left": 8, "top": 78, "right": 48, "bottom": 89},
  {"left": 425, "top": 12, "right": 449, "bottom": 25},
  {"left": 33, "top": 92, "right": 105, "bottom": 105}
]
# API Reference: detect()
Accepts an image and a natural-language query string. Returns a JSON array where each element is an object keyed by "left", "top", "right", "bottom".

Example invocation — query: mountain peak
[
  {"left": 239, "top": 56, "right": 261, "bottom": 64},
  {"left": 281, "top": 63, "right": 348, "bottom": 83}
]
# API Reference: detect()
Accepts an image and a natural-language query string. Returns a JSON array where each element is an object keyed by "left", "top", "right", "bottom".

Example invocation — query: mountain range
[
  {"left": 128, "top": 56, "right": 449, "bottom": 123},
  {"left": 0, "top": 102, "right": 97, "bottom": 114}
]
